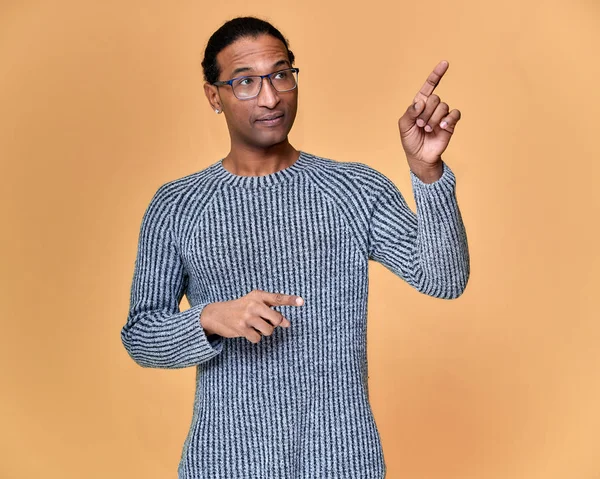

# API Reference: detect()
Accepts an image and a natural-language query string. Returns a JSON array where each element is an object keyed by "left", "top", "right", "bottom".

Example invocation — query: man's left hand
[{"left": 398, "top": 60, "right": 461, "bottom": 182}]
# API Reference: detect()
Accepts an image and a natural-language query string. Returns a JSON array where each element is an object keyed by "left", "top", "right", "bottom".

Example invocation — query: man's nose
[{"left": 256, "top": 77, "right": 280, "bottom": 108}]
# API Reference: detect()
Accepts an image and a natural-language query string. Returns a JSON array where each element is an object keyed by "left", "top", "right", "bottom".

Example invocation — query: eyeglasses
[{"left": 212, "top": 67, "right": 300, "bottom": 100}]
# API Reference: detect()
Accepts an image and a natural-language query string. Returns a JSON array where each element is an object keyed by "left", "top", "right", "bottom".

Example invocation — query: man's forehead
[{"left": 217, "top": 35, "right": 290, "bottom": 76}]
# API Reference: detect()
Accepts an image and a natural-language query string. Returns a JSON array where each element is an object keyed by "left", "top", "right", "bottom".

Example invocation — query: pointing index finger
[
  {"left": 262, "top": 291, "right": 304, "bottom": 306},
  {"left": 414, "top": 60, "right": 449, "bottom": 103}
]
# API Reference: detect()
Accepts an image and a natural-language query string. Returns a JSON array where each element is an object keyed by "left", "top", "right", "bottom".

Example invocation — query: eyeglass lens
[{"left": 232, "top": 69, "right": 298, "bottom": 99}]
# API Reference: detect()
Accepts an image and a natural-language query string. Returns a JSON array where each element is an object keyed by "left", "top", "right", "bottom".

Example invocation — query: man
[{"left": 121, "top": 16, "right": 469, "bottom": 479}]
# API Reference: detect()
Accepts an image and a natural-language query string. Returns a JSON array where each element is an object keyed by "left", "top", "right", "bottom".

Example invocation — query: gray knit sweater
[{"left": 121, "top": 150, "right": 470, "bottom": 479}]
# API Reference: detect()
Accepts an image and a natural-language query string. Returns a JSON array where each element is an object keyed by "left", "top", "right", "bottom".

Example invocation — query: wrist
[
  {"left": 200, "top": 303, "right": 216, "bottom": 336},
  {"left": 407, "top": 157, "right": 443, "bottom": 184}
]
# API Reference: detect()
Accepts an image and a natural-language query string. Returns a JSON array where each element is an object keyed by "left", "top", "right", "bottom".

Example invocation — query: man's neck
[{"left": 223, "top": 142, "right": 300, "bottom": 177}]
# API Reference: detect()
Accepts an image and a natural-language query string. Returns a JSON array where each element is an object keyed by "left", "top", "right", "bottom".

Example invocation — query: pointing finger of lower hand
[{"left": 262, "top": 290, "right": 304, "bottom": 307}]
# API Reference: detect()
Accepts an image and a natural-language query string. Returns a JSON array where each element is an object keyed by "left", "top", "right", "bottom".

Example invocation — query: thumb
[
  {"left": 409, "top": 99, "right": 424, "bottom": 119},
  {"left": 399, "top": 99, "right": 424, "bottom": 132}
]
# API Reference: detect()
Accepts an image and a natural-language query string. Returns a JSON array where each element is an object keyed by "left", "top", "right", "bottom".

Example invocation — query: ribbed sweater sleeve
[
  {"left": 367, "top": 161, "right": 470, "bottom": 298},
  {"left": 121, "top": 185, "right": 223, "bottom": 368}
]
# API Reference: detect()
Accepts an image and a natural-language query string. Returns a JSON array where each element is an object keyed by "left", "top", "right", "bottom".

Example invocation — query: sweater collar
[{"left": 212, "top": 151, "right": 311, "bottom": 189}]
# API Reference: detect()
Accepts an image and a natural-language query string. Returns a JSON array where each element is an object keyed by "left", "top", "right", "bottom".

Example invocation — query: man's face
[{"left": 205, "top": 34, "right": 298, "bottom": 151}]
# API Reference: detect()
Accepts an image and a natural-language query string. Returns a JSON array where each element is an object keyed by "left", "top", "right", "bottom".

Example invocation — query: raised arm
[
  {"left": 121, "top": 185, "right": 223, "bottom": 368},
  {"left": 366, "top": 59, "right": 470, "bottom": 297},
  {"left": 367, "top": 162, "right": 470, "bottom": 299}
]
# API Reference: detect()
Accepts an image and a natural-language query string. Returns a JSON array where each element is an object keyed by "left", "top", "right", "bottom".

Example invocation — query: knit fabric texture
[{"left": 121, "top": 150, "right": 470, "bottom": 478}]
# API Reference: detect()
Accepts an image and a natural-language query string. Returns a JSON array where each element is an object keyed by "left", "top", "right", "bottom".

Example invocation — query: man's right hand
[{"left": 199, "top": 289, "right": 304, "bottom": 343}]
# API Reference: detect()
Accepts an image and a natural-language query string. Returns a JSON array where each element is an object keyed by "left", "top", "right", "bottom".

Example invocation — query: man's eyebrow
[
  {"left": 272, "top": 59, "right": 291, "bottom": 69},
  {"left": 230, "top": 66, "right": 252, "bottom": 77},
  {"left": 229, "top": 59, "right": 291, "bottom": 78}
]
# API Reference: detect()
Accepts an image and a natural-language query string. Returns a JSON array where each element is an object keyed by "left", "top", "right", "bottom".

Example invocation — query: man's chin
[{"left": 252, "top": 131, "right": 291, "bottom": 149}]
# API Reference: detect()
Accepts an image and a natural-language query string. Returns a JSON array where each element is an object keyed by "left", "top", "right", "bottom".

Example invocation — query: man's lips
[{"left": 255, "top": 113, "right": 284, "bottom": 122}]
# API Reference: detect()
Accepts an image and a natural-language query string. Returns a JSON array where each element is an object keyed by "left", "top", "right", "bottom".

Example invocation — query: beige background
[{"left": 1, "top": 0, "right": 599, "bottom": 478}]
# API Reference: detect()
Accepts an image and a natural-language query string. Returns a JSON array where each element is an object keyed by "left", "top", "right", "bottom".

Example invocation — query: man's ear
[{"left": 204, "top": 83, "right": 222, "bottom": 113}]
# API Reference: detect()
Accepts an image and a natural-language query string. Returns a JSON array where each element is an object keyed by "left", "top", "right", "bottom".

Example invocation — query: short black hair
[{"left": 201, "top": 16, "right": 295, "bottom": 84}]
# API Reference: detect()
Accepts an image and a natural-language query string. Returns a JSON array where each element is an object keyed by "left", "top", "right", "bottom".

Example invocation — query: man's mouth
[{"left": 256, "top": 113, "right": 284, "bottom": 122}]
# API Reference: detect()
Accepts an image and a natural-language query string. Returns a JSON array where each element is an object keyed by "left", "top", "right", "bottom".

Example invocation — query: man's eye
[
  {"left": 274, "top": 71, "right": 288, "bottom": 80},
  {"left": 239, "top": 78, "right": 254, "bottom": 86}
]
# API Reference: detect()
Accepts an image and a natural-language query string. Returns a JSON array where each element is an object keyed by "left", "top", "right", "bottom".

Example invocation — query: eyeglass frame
[{"left": 212, "top": 67, "right": 300, "bottom": 100}]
